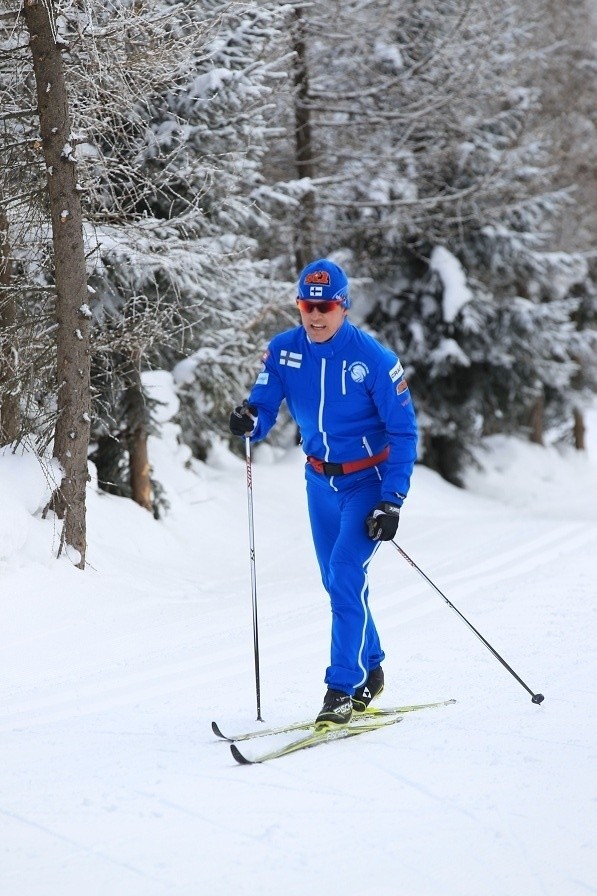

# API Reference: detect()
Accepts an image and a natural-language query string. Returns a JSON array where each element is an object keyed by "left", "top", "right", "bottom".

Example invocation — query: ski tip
[
  {"left": 230, "top": 743, "right": 254, "bottom": 765},
  {"left": 211, "top": 721, "right": 228, "bottom": 739}
]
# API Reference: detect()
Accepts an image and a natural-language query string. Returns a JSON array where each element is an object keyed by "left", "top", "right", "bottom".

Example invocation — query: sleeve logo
[{"left": 389, "top": 361, "right": 404, "bottom": 382}]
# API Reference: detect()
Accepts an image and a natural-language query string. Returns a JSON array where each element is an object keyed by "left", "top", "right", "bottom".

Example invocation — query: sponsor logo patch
[
  {"left": 349, "top": 361, "right": 369, "bottom": 383},
  {"left": 256, "top": 372, "right": 269, "bottom": 385},
  {"left": 396, "top": 379, "right": 409, "bottom": 394},
  {"left": 280, "top": 350, "right": 302, "bottom": 369},
  {"left": 304, "top": 270, "right": 331, "bottom": 285},
  {"left": 389, "top": 361, "right": 404, "bottom": 382}
]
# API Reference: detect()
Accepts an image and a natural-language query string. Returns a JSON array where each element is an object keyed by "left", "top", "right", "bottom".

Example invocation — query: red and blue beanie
[{"left": 297, "top": 259, "right": 350, "bottom": 308}]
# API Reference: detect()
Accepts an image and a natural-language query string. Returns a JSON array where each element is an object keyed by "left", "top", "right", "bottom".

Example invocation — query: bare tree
[
  {"left": 533, "top": 0, "right": 597, "bottom": 253},
  {"left": 0, "top": 1, "right": 54, "bottom": 448},
  {"left": 291, "top": 5, "right": 315, "bottom": 271},
  {"left": 22, "top": 0, "right": 91, "bottom": 568},
  {"left": 122, "top": 349, "right": 152, "bottom": 512},
  {"left": 0, "top": 207, "right": 20, "bottom": 443}
]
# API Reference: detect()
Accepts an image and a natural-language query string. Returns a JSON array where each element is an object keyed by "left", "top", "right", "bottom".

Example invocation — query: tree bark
[
  {"left": 292, "top": 6, "right": 315, "bottom": 272},
  {"left": 124, "top": 351, "right": 153, "bottom": 512},
  {"left": 573, "top": 407, "right": 585, "bottom": 451},
  {"left": 23, "top": 0, "right": 91, "bottom": 568},
  {"left": 129, "top": 422, "right": 152, "bottom": 512},
  {"left": 529, "top": 389, "right": 544, "bottom": 446},
  {"left": 0, "top": 209, "right": 21, "bottom": 443}
]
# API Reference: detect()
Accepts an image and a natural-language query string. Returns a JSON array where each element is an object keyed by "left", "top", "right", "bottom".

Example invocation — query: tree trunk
[
  {"left": 129, "top": 422, "right": 152, "bottom": 512},
  {"left": 124, "top": 351, "right": 153, "bottom": 512},
  {"left": 573, "top": 408, "right": 585, "bottom": 451},
  {"left": 529, "top": 389, "right": 544, "bottom": 446},
  {"left": 0, "top": 209, "right": 21, "bottom": 444},
  {"left": 23, "top": 0, "right": 91, "bottom": 568},
  {"left": 292, "top": 6, "right": 315, "bottom": 272}
]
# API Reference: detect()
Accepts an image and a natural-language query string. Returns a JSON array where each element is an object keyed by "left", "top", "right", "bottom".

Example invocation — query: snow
[
  {"left": 188, "top": 69, "right": 233, "bottom": 98},
  {"left": 430, "top": 246, "right": 474, "bottom": 323},
  {"left": 1, "top": 391, "right": 597, "bottom": 896},
  {"left": 374, "top": 39, "right": 404, "bottom": 71},
  {"left": 428, "top": 336, "right": 471, "bottom": 375}
]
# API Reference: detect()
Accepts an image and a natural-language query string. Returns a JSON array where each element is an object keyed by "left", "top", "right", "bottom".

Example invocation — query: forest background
[{"left": 1, "top": 0, "right": 596, "bottom": 568}]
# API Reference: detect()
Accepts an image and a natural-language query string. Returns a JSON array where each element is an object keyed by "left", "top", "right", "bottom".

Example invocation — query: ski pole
[
  {"left": 391, "top": 541, "right": 544, "bottom": 705},
  {"left": 245, "top": 435, "right": 263, "bottom": 721}
]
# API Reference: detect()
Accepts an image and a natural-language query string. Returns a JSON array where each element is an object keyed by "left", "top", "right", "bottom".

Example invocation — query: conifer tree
[
  {"left": 71, "top": 0, "right": 293, "bottom": 487},
  {"left": 2, "top": 0, "right": 293, "bottom": 511},
  {"left": 259, "top": 0, "right": 595, "bottom": 481},
  {"left": 3, "top": 0, "right": 92, "bottom": 566}
]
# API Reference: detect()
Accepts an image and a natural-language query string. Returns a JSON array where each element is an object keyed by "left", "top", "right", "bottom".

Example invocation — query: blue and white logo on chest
[
  {"left": 280, "top": 349, "right": 303, "bottom": 369},
  {"left": 348, "top": 361, "right": 369, "bottom": 383}
]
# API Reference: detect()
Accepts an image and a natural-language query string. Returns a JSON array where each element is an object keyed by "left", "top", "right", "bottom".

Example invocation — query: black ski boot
[
  {"left": 315, "top": 689, "right": 353, "bottom": 729},
  {"left": 352, "top": 666, "right": 384, "bottom": 713}
]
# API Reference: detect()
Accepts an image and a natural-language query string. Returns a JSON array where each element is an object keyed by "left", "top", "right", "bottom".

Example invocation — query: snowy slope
[{"left": 1, "top": 393, "right": 596, "bottom": 896}]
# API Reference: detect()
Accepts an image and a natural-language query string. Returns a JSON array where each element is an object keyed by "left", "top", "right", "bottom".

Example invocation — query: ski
[
  {"left": 212, "top": 698, "right": 455, "bottom": 743},
  {"left": 231, "top": 714, "right": 404, "bottom": 765}
]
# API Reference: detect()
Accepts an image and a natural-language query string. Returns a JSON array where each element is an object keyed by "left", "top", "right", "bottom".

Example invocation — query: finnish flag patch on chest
[{"left": 280, "top": 350, "right": 302, "bottom": 369}]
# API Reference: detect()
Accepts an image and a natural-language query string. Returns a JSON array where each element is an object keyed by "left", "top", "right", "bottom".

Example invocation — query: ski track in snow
[
  {"left": 1, "top": 417, "right": 597, "bottom": 896},
  {"left": 3, "top": 515, "right": 591, "bottom": 732}
]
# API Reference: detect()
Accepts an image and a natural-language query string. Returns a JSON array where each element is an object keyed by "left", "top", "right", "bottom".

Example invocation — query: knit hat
[{"left": 296, "top": 259, "right": 350, "bottom": 308}]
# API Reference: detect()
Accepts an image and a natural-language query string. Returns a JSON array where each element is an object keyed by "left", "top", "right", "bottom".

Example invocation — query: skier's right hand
[{"left": 229, "top": 400, "right": 258, "bottom": 436}]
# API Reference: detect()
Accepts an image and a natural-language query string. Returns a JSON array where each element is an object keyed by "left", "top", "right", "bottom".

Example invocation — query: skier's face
[{"left": 297, "top": 300, "right": 347, "bottom": 343}]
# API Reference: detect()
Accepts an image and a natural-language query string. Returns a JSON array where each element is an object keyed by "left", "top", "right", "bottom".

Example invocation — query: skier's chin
[{"left": 309, "top": 325, "right": 329, "bottom": 341}]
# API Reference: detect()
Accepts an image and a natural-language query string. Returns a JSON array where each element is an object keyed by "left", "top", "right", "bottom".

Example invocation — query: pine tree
[
  {"left": 257, "top": 0, "right": 595, "bottom": 482},
  {"left": 74, "top": 0, "right": 294, "bottom": 488},
  {"left": 2, "top": 0, "right": 293, "bottom": 504}
]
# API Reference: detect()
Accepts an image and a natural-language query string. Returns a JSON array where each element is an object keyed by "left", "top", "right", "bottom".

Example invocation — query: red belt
[{"left": 307, "top": 445, "right": 390, "bottom": 477}]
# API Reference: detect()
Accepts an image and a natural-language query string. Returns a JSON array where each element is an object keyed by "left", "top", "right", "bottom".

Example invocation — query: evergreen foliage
[
  {"left": 59, "top": 0, "right": 292, "bottom": 486},
  {"left": 1, "top": 0, "right": 595, "bottom": 509},
  {"left": 266, "top": 0, "right": 596, "bottom": 482}
]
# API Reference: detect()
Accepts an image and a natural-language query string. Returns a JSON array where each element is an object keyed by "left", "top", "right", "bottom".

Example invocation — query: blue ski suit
[{"left": 247, "top": 317, "right": 418, "bottom": 695}]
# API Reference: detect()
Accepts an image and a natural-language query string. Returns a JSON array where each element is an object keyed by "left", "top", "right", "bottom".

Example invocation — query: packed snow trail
[{"left": 0, "top": 404, "right": 596, "bottom": 896}]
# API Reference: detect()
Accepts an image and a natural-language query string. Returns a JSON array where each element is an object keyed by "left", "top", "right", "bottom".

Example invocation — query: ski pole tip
[{"left": 531, "top": 693, "right": 545, "bottom": 704}]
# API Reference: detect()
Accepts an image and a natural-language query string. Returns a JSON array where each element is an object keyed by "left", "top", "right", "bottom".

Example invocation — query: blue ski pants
[{"left": 306, "top": 467, "right": 386, "bottom": 695}]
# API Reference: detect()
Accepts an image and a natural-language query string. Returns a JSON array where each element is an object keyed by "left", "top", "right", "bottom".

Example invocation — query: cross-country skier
[{"left": 230, "top": 258, "right": 418, "bottom": 729}]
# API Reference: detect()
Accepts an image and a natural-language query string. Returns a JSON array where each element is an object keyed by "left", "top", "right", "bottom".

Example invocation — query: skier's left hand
[{"left": 365, "top": 502, "right": 401, "bottom": 541}]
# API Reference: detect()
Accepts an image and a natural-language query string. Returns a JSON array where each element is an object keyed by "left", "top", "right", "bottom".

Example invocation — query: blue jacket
[{"left": 248, "top": 318, "right": 418, "bottom": 504}]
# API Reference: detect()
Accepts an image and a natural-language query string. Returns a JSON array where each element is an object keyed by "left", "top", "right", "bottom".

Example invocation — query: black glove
[
  {"left": 365, "top": 502, "right": 401, "bottom": 541},
  {"left": 229, "top": 401, "right": 257, "bottom": 436}
]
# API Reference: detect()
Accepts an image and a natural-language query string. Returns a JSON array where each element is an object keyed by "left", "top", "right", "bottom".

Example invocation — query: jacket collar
[{"left": 303, "top": 318, "right": 353, "bottom": 358}]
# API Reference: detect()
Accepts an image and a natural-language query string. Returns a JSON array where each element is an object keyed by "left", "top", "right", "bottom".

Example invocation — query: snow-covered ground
[{"left": 1, "top": 386, "right": 596, "bottom": 896}]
